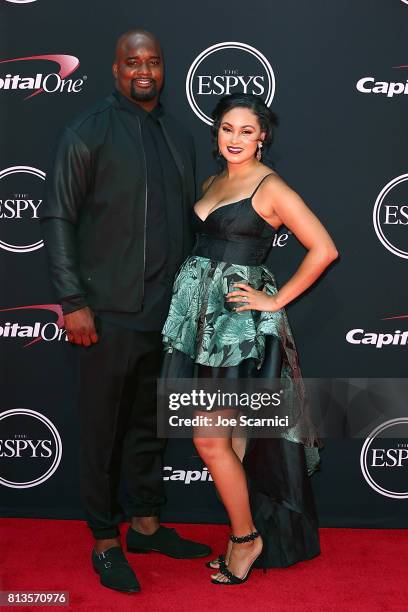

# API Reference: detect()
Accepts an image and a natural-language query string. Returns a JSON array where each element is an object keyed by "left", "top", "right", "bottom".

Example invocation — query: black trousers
[{"left": 78, "top": 318, "right": 166, "bottom": 539}]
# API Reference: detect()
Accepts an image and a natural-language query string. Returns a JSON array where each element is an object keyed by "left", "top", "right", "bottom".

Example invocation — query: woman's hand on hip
[{"left": 226, "top": 283, "right": 281, "bottom": 313}]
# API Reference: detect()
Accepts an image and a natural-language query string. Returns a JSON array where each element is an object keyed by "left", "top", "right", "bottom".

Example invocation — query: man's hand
[{"left": 64, "top": 307, "right": 98, "bottom": 346}]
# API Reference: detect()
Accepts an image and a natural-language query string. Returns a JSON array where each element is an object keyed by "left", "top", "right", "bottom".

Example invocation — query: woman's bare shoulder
[
  {"left": 201, "top": 174, "right": 217, "bottom": 194},
  {"left": 259, "top": 170, "right": 294, "bottom": 197}
]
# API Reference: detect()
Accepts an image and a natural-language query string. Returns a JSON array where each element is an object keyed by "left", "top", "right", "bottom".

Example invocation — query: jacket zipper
[
  {"left": 137, "top": 117, "right": 148, "bottom": 305},
  {"left": 158, "top": 118, "right": 187, "bottom": 258}
]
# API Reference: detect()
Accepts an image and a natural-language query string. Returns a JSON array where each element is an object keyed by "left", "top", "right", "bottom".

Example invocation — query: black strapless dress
[{"left": 161, "top": 175, "right": 321, "bottom": 568}]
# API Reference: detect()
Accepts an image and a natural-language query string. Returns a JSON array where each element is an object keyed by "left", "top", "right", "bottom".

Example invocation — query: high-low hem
[{"left": 161, "top": 252, "right": 321, "bottom": 569}]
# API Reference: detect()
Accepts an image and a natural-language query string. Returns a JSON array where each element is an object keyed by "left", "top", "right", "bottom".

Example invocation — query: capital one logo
[
  {"left": 0, "top": 409, "right": 62, "bottom": 489},
  {"left": 0, "top": 304, "right": 66, "bottom": 347},
  {"left": 0, "top": 166, "right": 45, "bottom": 253},
  {"left": 272, "top": 230, "right": 291, "bottom": 248},
  {"left": 346, "top": 313, "right": 408, "bottom": 349},
  {"left": 186, "top": 42, "right": 275, "bottom": 125},
  {"left": 373, "top": 174, "right": 408, "bottom": 259},
  {"left": 360, "top": 418, "right": 408, "bottom": 499},
  {"left": 0, "top": 54, "right": 85, "bottom": 100},
  {"left": 163, "top": 466, "right": 213, "bottom": 484},
  {"left": 356, "top": 66, "right": 408, "bottom": 98}
]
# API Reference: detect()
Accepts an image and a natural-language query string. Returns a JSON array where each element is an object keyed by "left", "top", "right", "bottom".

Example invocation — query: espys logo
[
  {"left": 0, "top": 409, "right": 62, "bottom": 489},
  {"left": 360, "top": 418, "right": 408, "bottom": 499},
  {"left": 186, "top": 42, "right": 275, "bottom": 125},
  {"left": 0, "top": 54, "right": 85, "bottom": 100},
  {"left": 373, "top": 174, "right": 408, "bottom": 259},
  {"left": 346, "top": 313, "right": 408, "bottom": 349},
  {"left": 356, "top": 66, "right": 408, "bottom": 98},
  {"left": 0, "top": 165, "right": 45, "bottom": 253},
  {"left": 0, "top": 304, "right": 66, "bottom": 347}
]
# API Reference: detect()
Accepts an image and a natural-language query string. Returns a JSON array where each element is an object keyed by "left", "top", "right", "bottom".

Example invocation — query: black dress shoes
[
  {"left": 126, "top": 525, "right": 212, "bottom": 559},
  {"left": 92, "top": 546, "right": 141, "bottom": 593}
]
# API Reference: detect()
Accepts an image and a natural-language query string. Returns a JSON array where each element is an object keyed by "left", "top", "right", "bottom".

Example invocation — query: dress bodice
[{"left": 192, "top": 174, "right": 278, "bottom": 266}]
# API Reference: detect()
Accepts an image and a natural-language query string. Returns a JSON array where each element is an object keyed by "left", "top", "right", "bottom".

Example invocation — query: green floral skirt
[{"left": 163, "top": 256, "right": 296, "bottom": 368}]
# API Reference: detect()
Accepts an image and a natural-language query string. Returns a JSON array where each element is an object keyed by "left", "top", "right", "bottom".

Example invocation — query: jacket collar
[{"left": 112, "top": 89, "right": 163, "bottom": 122}]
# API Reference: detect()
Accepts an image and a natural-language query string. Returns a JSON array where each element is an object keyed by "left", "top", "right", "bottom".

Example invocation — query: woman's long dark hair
[{"left": 210, "top": 93, "right": 278, "bottom": 168}]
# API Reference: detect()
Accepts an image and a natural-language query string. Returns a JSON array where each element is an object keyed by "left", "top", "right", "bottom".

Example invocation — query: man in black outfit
[{"left": 41, "top": 29, "right": 210, "bottom": 593}]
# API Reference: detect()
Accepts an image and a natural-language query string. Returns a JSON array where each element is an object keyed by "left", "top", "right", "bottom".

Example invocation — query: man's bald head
[
  {"left": 115, "top": 29, "right": 162, "bottom": 61},
  {"left": 113, "top": 29, "right": 164, "bottom": 111}
]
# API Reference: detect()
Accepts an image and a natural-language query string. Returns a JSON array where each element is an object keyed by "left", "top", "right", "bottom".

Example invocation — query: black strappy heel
[
  {"left": 205, "top": 553, "right": 225, "bottom": 569},
  {"left": 205, "top": 537, "right": 234, "bottom": 569},
  {"left": 211, "top": 531, "right": 263, "bottom": 585}
]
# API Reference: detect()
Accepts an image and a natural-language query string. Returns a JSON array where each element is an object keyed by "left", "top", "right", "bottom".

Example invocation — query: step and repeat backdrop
[{"left": 1, "top": 0, "right": 407, "bottom": 527}]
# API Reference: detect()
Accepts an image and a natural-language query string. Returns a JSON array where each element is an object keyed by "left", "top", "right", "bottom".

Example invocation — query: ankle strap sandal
[
  {"left": 211, "top": 531, "right": 263, "bottom": 586},
  {"left": 229, "top": 530, "right": 260, "bottom": 544}
]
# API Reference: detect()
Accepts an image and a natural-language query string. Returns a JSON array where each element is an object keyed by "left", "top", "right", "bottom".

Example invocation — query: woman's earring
[
  {"left": 256, "top": 142, "right": 263, "bottom": 161},
  {"left": 218, "top": 147, "right": 223, "bottom": 158}
]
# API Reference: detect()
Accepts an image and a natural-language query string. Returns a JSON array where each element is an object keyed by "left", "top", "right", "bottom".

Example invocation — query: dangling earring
[
  {"left": 218, "top": 147, "right": 223, "bottom": 158},
  {"left": 256, "top": 142, "right": 263, "bottom": 161}
]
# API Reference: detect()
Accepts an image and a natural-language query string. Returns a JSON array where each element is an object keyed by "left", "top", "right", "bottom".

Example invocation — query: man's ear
[{"left": 112, "top": 63, "right": 118, "bottom": 79}]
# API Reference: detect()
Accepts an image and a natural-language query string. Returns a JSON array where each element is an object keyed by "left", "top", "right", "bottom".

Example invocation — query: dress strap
[
  {"left": 203, "top": 174, "right": 218, "bottom": 194},
  {"left": 250, "top": 173, "right": 274, "bottom": 198}
]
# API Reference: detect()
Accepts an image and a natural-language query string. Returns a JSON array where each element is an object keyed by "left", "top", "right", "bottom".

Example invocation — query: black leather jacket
[{"left": 40, "top": 91, "right": 195, "bottom": 312}]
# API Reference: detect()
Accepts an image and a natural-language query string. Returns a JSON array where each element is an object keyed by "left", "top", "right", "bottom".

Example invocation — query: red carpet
[{"left": 1, "top": 520, "right": 407, "bottom": 611}]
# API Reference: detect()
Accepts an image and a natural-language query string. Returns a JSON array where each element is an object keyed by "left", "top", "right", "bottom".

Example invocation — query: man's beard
[{"left": 130, "top": 79, "right": 158, "bottom": 102}]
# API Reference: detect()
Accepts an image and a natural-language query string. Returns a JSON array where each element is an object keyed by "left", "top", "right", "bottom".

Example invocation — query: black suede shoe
[
  {"left": 92, "top": 546, "right": 141, "bottom": 593},
  {"left": 126, "top": 525, "right": 211, "bottom": 559}
]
